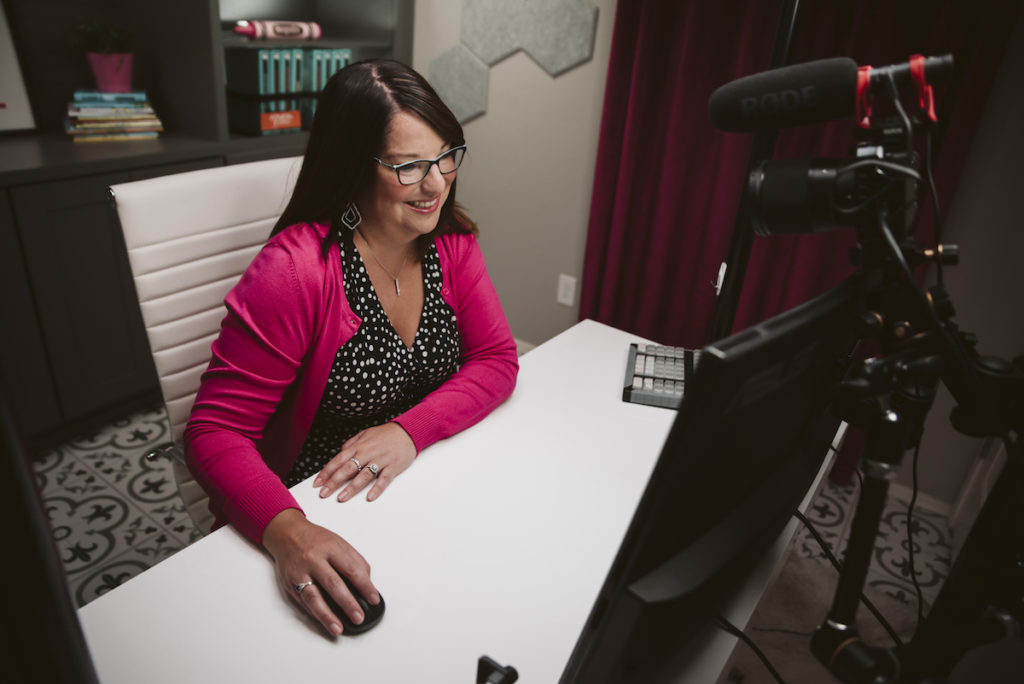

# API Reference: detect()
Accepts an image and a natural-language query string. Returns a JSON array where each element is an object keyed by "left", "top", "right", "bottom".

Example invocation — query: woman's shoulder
[
  {"left": 268, "top": 221, "right": 332, "bottom": 253},
  {"left": 231, "top": 221, "right": 337, "bottom": 316},
  {"left": 434, "top": 231, "right": 487, "bottom": 290},
  {"left": 244, "top": 221, "right": 335, "bottom": 291},
  {"left": 435, "top": 230, "right": 480, "bottom": 259}
]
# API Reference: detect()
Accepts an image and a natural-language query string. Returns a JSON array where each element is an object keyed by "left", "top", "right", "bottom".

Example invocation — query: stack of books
[
  {"left": 223, "top": 45, "right": 351, "bottom": 136},
  {"left": 64, "top": 90, "right": 164, "bottom": 142}
]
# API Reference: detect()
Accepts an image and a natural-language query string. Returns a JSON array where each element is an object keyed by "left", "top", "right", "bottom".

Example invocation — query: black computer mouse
[{"left": 318, "top": 574, "right": 385, "bottom": 635}]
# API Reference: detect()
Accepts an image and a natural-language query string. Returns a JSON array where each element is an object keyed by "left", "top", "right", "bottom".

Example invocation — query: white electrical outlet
[{"left": 557, "top": 273, "right": 577, "bottom": 307}]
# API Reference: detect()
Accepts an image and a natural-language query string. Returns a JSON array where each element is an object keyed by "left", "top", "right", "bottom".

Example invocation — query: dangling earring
[{"left": 340, "top": 203, "right": 361, "bottom": 231}]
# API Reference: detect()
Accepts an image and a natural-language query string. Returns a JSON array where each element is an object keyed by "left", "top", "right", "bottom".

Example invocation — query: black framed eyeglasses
[{"left": 373, "top": 145, "right": 467, "bottom": 185}]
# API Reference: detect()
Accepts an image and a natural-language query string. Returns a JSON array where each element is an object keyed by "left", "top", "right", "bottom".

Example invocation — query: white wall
[{"left": 412, "top": 0, "right": 617, "bottom": 346}]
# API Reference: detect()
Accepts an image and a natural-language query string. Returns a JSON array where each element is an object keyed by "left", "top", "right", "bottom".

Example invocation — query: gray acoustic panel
[
  {"left": 462, "top": 0, "right": 598, "bottom": 76},
  {"left": 429, "top": 43, "right": 490, "bottom": 124},
  {"left": 516, "top": 0, "right": 599, "bottom": 77},
  {"left": 460, "top": 0, "right": 523, "bottom": 65},
  {"left": 430, "top": 0, "right": 599, "bottom": 123}
]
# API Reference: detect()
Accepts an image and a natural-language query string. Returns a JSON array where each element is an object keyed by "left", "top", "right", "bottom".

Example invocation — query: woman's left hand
[{"left": 314, "top": 422, "right": 417, "bottom": 503}]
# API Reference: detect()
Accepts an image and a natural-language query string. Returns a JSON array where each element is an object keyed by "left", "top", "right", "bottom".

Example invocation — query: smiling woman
[
  {"left": 358, "top": 111, "right": 459, "bottom": 257},
  {"left": 183, "top": 58, "right": 519, "bottom": 639}
]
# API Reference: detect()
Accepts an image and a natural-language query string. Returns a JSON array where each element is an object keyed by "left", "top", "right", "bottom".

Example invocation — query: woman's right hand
[{"left": 261, "top": 508, "right": 381, "bottom": 636}]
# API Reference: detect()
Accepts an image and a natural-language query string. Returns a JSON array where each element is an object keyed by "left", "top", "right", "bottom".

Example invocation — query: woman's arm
[
  {"left": 393, "top": 233, "right": 519, "bottom": 451},
  {"left": 183, "top": 238, "right": 317, "bottom": 545}
]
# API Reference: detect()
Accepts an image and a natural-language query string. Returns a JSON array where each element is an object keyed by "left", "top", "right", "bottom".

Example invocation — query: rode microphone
[{"left": 708, "top": 55, "right": 953, "bottom": 132}]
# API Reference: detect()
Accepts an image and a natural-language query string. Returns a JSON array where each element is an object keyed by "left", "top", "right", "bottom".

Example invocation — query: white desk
[{"left": 78, "top": 319, "right": 832, "bottom": 682}]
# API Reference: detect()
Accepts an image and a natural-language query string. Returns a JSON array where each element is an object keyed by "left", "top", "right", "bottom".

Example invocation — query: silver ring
[
  {"left": 350, "top": 457, "right": 362, "bottom": 470},
  {"left": 295, "top": 581, "right": 314, "bottom": 594},
  {"left": 366, "top": 463, "right": 380, "bottom": 477}
]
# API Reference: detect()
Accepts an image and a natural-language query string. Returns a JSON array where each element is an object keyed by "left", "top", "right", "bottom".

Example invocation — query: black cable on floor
[
  {"left": 794, "top": 509, "right": 904, "bottom": 647},
  {"left": 906, "top": 440, "right": 927, "bottom": 629},
  {"left": 716, "top": 616, "right": 789, "bottom": 684}
]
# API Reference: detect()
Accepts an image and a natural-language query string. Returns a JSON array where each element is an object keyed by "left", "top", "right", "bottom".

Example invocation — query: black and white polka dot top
[{"left": 285, "top": 235, "right": 461, "bottom": 487}]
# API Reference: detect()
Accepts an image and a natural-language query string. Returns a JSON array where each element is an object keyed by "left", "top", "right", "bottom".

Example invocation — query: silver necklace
[{"left": 356, "top": 228, "right": 409, "bottom": 296}]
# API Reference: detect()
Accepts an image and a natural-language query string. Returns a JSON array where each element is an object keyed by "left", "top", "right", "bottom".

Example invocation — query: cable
[
  {"left": 834, "top": 177, "right": 906, "bottom": 217},
  {"left": 923, "top": 130, "right": 944, "bottom": 286},
  {"left": 877, "top": 212, "right": 917, "bottom": 282},
  {"left": 905, "top": 436, "right": 927, "bottom": 628},
  {"left": 794, "top": 509, "right": 904, "bottom": 647},
  {"left": 884, "top": 72, "right": 915, "bottom": 170},
  {"left": 716, "top": 616, "right": 790, "bottom": 684},
  {"left": 839, "top": 158, "right": 923, "bottom": 182},
  {"left": 853, "top": 467, "right": 865, "bottom": 490}
]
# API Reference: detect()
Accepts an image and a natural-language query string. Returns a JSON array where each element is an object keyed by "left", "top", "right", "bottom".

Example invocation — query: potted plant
[{"left": 73, "top": 19, "right": 136, "bottom": 93}]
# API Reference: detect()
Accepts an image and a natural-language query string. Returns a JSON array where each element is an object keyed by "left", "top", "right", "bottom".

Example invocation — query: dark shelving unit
[{"left": 0, "top": 0, "right": 412, "bottom": 452}]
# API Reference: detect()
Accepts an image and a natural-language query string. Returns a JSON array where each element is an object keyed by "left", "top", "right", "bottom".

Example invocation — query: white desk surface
[
  {"left": 78, "top": 319, "right": 678, "bottom": 682},
  {"left": 78, "top": 318, "right": 834, "bottom": 683}
]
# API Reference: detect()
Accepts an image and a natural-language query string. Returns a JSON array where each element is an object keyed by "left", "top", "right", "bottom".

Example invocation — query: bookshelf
[
  {"left": 0, "top": 0, "right": 412, "bottom": 451},
  {"left": 2, "top": 0, "right": 413, "bottom": 161}
]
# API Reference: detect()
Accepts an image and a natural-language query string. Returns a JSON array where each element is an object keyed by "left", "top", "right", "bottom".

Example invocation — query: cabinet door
[
  {"left": 10, "top": 158, "right": 222, "bottom": 438},
  {"left": 0, "top": 190, "right": 62, "bottom": 438}
]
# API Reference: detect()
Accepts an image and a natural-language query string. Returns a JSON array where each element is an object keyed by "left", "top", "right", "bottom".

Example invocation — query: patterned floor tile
[
  {"left": 69, "top": 529, "right": 193, "bottom": 606},
  {"left": 33, "top": 407, "right": 201, "bottom": 607},
  {"left": 793, "top": 477, "right": 952, "bottom": 614},
  {"left": 864, "top": 493, "right": 952, "bottom": 611}
]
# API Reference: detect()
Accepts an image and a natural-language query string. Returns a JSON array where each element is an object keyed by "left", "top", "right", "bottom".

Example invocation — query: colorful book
[
  {"left": 307, "top": 48, "right": 331, "bottom": 123},
  {"left": 269, "top": 50, "right": 279, "bottom": 113},
  {"left": 73, "top": 90, "right": 148, "bottom": 104},
  {"left": 70, "top": 130, "right": 161, "bottom": 142},
  {"left": 257, "top": 49, "right": 269, "bottom": 117},
  {"left": 68, "top": 104, "right": 156, "bottom": 118},
  {"left": 278, "top": 49, "right": 290, "bottom": 113},
  {"left": 292, "top": 47, "right": 303, "bottom": 112},
  {"left": 225, "top": 44, "right": 348, "bottom": 135},
  {"left": 66, "top": 118, "right": 163, "bottom": 132},
  {"left": 309, "top": 48, "right": 327, "bottom": 91},
  {"left": 65, "top": 90, "right": 163, "bottom": 140},
  {"left": 331, "top": 48, "right": 351, "bottom": 75}
]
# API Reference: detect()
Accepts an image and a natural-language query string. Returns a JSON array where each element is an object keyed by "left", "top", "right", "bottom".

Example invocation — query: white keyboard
[{"left": 622, "top": 343, "right": 701, "bottom": 409}]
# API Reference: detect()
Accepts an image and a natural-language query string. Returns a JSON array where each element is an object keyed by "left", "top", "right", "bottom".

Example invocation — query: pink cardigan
[{"left": 183, "top": 222, "right": 519, "bottom": 544}]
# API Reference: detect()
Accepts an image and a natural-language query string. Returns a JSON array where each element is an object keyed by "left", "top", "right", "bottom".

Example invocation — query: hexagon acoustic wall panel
[{"left": 429, "top": 0, "right": 599, "bottom": 123}]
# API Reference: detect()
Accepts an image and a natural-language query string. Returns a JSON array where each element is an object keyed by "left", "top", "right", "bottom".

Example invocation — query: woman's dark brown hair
[{"left": 271, "top": 58, "right": 476, "bottom": 251}]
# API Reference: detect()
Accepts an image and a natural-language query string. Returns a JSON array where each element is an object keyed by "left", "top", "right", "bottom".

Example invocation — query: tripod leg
[
  {"left": 813, "top": 403, "right": 925, "bottom": 683},
  {"left": 812, "top": 460, "right": 901, "bottom": 682}
]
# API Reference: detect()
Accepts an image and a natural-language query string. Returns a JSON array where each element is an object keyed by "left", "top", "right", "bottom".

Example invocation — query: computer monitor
[
  {"left": 560, "top": 272, "right": 866, "bottom": 683},
  {"left": 0, "top": 389, "right": 101, "bottom": 684}
]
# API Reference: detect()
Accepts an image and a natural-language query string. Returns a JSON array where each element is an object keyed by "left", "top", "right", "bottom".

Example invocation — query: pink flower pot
[{"left": 87, "top": 52, "right": 133, "bottom": 93}]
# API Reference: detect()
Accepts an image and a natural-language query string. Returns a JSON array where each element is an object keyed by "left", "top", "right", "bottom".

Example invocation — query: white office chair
[{"left": 112, "top": 156, "right": 302, "bottom": 534}]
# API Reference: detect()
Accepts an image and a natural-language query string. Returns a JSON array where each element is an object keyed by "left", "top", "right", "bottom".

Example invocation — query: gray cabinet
[
  {"left": 0, "top": 193, "right": 61, "bottom": 437},
  {"left": 6, "top": 159, "right": 222, "bottom": 445},
  {"left": 11, "top": 171, "right": 152, "bottom": 429}
]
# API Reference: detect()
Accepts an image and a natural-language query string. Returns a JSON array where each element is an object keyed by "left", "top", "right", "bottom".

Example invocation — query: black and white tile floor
[
  {"left": 793, "top": 476, "right": 953, "bottom": 614},
  {"left": 32, "top": 407, "right": 201, "bottom": 608},
  {"left": 34, "top": 408, "right": 951, "bottom": 613}
]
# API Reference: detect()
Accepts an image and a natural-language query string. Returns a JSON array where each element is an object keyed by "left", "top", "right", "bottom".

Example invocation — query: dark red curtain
[{"left": 579, "top": 0, "right": 1021, "bottom": 348}]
